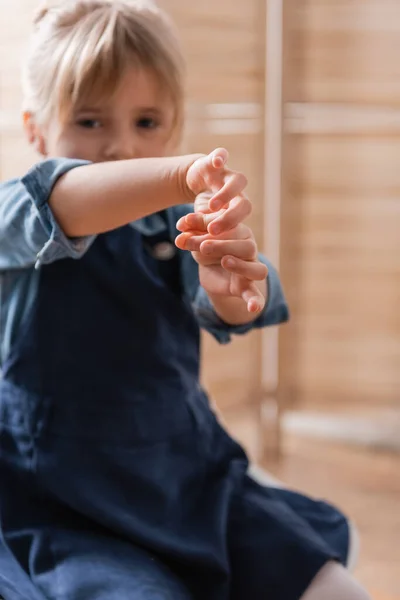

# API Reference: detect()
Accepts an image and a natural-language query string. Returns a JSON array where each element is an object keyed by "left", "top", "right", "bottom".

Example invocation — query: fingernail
[
  {"left": 202, "top": 243, "right": 213, "bottom": 255},
  {"left": 213, "top": 157, "right": 223, "bottom": 168},
  {"left": 225, "top": 258, "right": 235, "bottom": 267},
  {"left": 252, "top": 300, "right": 263, "bottom": 313}
]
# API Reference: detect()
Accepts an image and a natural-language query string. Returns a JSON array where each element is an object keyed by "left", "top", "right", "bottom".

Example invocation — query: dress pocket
[{"left": 0, "top": 378, "right": 51, "bottom": 465}]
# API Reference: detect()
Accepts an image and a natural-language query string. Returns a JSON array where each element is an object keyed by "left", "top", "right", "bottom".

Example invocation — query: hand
[
  {"left": 176, "top": 191, "right": 268, "bottom": 314},
  {"left": 186, "top": 148, "right": 247, "bottom": 211}
]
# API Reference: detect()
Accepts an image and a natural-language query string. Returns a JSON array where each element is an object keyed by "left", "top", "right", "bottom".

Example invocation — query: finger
[
  {"left": 210, "top": 147, "right": 229, "bottom": 169},
  {"left": 187, "top": 149, "right": 230, "bottom": 197},
  {"left": 200, "top": 239, "right": 257, "bottom": 261},
  {"left": 193, "top": 191, "right": 214, "bottom": 215},
  {"left": 197, "top": 148, "right": 229, "bottom": 182},
  {"left": 242, "top": 283, "right": 266, "bottom": 314},
  {"left": 221, "top": 256, "right": 268, "bottom": 281},
  {"left": 207, "top": 195, "right": 252, "bottom": 236},
  {"left": 175, "top": 231, "right": 210, "bottom": 251},
  {"left": 209, "top": 172, "right": 248, "bottom": 211},
  {"left": 177, "top": 224, "right": 248, "bottom": 250},
  {"left": 176, "top": 209, "right": 225, "bottom": 233},
  {"left": 176, "top": 213, "right": 204, "bottom": 232}
]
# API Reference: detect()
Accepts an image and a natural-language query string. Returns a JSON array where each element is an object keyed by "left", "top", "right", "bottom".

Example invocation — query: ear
[{"left": 22, "top": 111, "right": 47, "bottom": 156}]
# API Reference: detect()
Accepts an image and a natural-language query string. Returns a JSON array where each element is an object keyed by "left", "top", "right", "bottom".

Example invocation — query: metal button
[{"left": 151, "top": 242, "right": 176, "bottom": 261}]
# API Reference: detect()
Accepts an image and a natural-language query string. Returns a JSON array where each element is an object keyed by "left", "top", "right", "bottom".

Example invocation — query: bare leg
[
  {"left": 247, "top": 463, "right": 285, "bottom": 488},
  {"left": 300, "top": 562, "right": 371, "bottom": 600}
]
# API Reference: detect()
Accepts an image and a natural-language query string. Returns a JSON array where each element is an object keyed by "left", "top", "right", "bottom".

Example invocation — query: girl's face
[{"left": 30, "top": 67, "right": 177, "bottom": 162}]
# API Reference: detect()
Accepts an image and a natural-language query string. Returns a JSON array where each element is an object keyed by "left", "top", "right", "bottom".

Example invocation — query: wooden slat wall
[
  {"left": 159, "top": 0, "right": 266, "bottom": 105},
  {"left": 287, "top": 0, "right": 400, "bottom": 106},
  {"left": 280, "top": 0, "right": 400, "bottom": 411},
  {"left": 0, "top": 0, "right": 269, "bottom": 460}
]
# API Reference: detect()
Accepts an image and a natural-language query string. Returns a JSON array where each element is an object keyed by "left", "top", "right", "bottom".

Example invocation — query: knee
[{"left": 301, "top": 562, "right": 372, "bottom": 600}]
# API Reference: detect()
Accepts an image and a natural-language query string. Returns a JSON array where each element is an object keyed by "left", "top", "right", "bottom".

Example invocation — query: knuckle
[
  {"left": 240, "top": 173, "right": 248, "bottom": 187},
  {"left": 236, "top": 194, "right": 251, "bottom": 215},
  {"left": 222, "top": 216, "right": 235, "bottom": 231},
  {"left": 248, "top": 240, "right": 258, "bottom": 257},
  {"left": 243, "top": 196, "right": 252, "bottom": 216}
]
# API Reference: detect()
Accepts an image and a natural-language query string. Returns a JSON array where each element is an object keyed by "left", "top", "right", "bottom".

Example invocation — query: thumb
[
  {"left": 209, "top": 147, "right": 229, "bottom": 169},
  {"left": 176, "top": 208, "right": 225, "bottom": 233}
]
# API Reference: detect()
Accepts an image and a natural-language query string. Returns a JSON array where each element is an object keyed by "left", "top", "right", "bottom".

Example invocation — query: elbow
[
  {"left": 50, "top": 204, "right": 88, "bottom": 238},
  {"left": 49, "top": 178, "right": 88, "bottom": 238}
]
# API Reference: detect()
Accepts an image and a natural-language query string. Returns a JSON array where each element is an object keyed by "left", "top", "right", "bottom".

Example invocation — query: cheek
[
  {"left": 55, "top": 134, "right": 101, "bottom": 161},
  {"left": 138, "top": 138, "right": 168, "bottom": 158},
  {"left": 146, "top": 130, "right": 179, "bottom": 157},
  {"left": 163, "top": 137, "right": 180, "bottom": 157},
  {"left": 54, "top": 139, "right": 77, "bottom": 157}
]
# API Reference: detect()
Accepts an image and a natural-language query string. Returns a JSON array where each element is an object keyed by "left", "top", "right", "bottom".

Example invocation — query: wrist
[{"left": 176, "top": 153, "right": 205, "bottom": 205}]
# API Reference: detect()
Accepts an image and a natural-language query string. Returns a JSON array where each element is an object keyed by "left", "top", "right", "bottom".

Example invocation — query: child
[{"left": 0, "top": 1, "right": 370, "bottom": 599}]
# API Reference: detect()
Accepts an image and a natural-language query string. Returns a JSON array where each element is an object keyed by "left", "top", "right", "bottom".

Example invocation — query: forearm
[
  {"left": 206, "top": 279, "right": 268, "bottom": 325},
  {"left": 50, "top": 155, "right": 203, "bottom": 237}
]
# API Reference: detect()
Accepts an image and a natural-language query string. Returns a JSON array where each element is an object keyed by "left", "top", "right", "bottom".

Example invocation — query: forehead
[{"left": 76, "top": 66, "right": 171, "bottom": 111}]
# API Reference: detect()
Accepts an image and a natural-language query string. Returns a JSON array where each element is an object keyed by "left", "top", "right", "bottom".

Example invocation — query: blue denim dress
[{"left": 0, "top": 160, "right": 349, "bottom": 600}]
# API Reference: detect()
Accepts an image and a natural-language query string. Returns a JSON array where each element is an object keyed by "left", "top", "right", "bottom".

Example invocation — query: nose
[{"left": 103, "top": 130, "right": 142, "bottom": 161}]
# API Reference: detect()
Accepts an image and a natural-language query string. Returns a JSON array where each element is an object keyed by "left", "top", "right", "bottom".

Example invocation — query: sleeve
[
  {"left": 0, "top": 157, "right": 95, "bottom": 270},
  {"left": 168, "top": 205, "right": 290, "bottom": 345}
]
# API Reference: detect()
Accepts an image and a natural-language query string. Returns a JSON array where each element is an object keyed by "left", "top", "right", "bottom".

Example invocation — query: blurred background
[{"left": 0, "top": 0, "right": 399, "bottom": 598}]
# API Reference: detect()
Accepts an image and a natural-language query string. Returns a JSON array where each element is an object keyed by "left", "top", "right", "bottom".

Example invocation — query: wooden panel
[
  {"left": 280, "top": 0, "right": 400, "bottom": 420},
  {"left": 0, "top": 0, "right": 40, "bottom": 178},
  {"left": 159, "top": 0, "right": 266, "bottom": 104},
  {"left": 286, "top": 0, "right": 400, "bottom": 105},
  {"left": 280, "top": 135, "right": 400, "bottom": 408},
  {"left": 0, "top": 0, "right": 38, "bottom": 110},
  {"left": 219, "top": 403, "right": 264, "bottom": 463},
  {"left": 0, "top": 133, "right": 37, "bottom": 178}
]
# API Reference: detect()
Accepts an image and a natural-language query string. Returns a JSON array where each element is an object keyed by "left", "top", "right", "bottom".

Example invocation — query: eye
[
  {"left": 136, "top": 116, "right": 159, "bottom": 130},
  {"left": 77, "top": 119, "right": 102, "bottom": 129}
]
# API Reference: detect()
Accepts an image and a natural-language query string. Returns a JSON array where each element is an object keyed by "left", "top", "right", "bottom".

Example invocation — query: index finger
[
  {"left": 207, "top": 195, "right": 252, "bottom": 236},
  {"left": 209, "top": 172, "right": 248, "bottom": 211}
]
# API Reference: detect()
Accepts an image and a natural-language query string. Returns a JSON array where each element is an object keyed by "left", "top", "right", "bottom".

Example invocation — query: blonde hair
[{"left": 22, "top": 0, "right": 185, "bottom": 138}]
